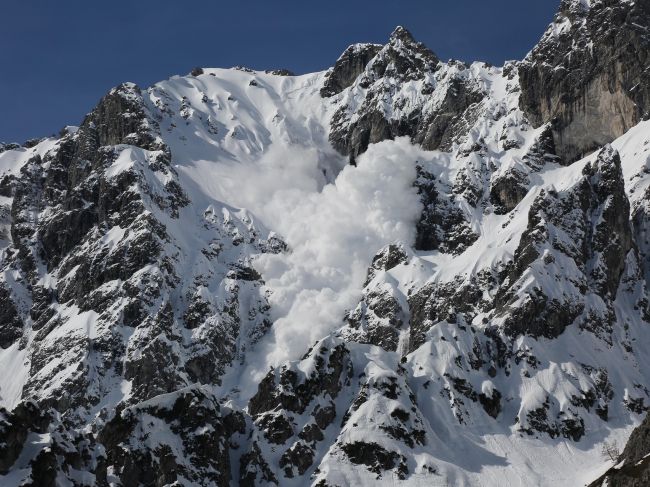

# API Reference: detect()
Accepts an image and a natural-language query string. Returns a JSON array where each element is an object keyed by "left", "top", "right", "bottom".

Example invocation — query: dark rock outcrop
[
  {"left": 415, "top": 164, "right": 478, "bottom": 253},
  {"left": 249, "top": 339, "right": 352, "bottom": 417},
  {"left": 519, "top": 0, "right": 650, "bottom": 162},
  {"left": 0, "top": 402, "right": 51, "bottom": 475},
  {"left": 97, "top": 387, "right": 243, "bottom": 487},
  {"left": 490, "top": 169, "right": 530, "bottom": 214},
  {"left": 0, "top": 284, "right": 23, "bottom": 349},
  {"left": 408, "top": 276, "right": 486, "bottom": 352},
  {"left": 343, "top": 283, "right": 406, "bottom": 352},
  {"left": 321, "top": 43, "right": 383, "bottom": 97},
  {"left": 341, "top": 442, "right": 408, "bottom": 478}
]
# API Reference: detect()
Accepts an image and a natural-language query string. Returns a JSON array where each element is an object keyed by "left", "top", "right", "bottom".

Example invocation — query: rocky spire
[
  {"left": 370, "top": 25, "right": 440, "bottom": 80},
  {"left": 389, "top": 25, "right": 417, "bottom": 43}
]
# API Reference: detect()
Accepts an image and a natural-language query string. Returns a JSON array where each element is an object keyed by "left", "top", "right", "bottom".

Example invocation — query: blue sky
[{"left": 0, "top": 0, "right": 559, "bottom": 142}]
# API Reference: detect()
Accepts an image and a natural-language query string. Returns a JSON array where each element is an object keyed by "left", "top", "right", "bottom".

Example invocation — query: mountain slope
[{"left": 1, "top": 1, "right": 650, "bottom": 485}]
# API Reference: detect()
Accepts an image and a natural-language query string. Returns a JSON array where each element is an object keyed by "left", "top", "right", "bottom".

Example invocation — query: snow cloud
[{"left": 208, "top": 137, "right": 423, "bottom": 383}]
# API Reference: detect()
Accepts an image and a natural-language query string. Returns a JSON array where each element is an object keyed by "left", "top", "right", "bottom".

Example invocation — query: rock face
[
  {"left": 3, "top": 1, "right": 650, "bottom": 485},
  {"left": 519, "top": 0, "right": 650, "bottom": 162},
  {"left": 489, "top": 169, "right": 530, "bottom": 214},
  {"left": 0, "top": 402, "right": 51, "bottom": 476},
  {"left": 0, "top": 388, "right": 245, "bottom": 486},
  {"left": 320, "top": 43, "right": 383, "bottom": 98},
  {"left": 414, "top": 164, "right": 478, "bottom": 252},
  {"left": 244, "top": 338, "right": 354, "bottom": 484},
  {"left": 339, "top": 245, "right": 409, "bottom": 351}
]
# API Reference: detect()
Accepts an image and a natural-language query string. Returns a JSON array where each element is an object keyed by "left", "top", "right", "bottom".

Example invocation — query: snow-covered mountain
[{"left": 2, "top": 0, "right": 650, "bottom": 485}]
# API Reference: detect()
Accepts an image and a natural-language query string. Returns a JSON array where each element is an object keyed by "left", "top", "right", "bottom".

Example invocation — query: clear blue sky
[{"left": 1, "top": 0, "right": 559, "bottom": 143}]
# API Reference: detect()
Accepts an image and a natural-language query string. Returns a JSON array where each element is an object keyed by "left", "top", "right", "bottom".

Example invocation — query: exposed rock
[
  {"left": 341, "top": 441, "right": 408, "bottom": 478},
  {"left": 415, "top": 164, "right": 478, "bottom": 253},
  {"left": 365, "top": 243, "right": 409, "bottom": 284},
  {"left": 523, "top": 124, "right": 563, "bottom": 170},
  {"left": 239, "top": 441, "right": 278, "bottom": 487},
  {"left": 519, "top": 396, "right": 585, "bottom": 441},
  {"left": 97, "top": 387, "right": 243, "bottom": 487},
  {"left": 83, "top": 82, "right": 163, "bottom": 151},
  {"left": 243, "top": 339, "right": 353, "bottom": 484},
  {"left": 320, "top": 43, "right": 382, "bottom": 97},
  {"left": 0, "top": 284, "right": 23, "bottom": 349},
  {"left": 249, "top": 338, "right": 352, "bottom": 416},
  {"left": 490, "top": 168, "right": 530, "bottom": 214},
  {"left": 280, "top": 441, "right": 315, "bottom": 477},
  {"left": 328, "top": 27, "right": 488, "bottom": 162},
  {"left": 0, "top": 143, "right": 21, "bottom": 154},
  {"left": 0, "top": 401, "right": 51, "bottom": 474},
  {"left": 258, "top": 412, "right": 294, "bottom": 444},
  {"left": 408, "top": 277, "right": 485, "bottom": 351},
  {"left": 519, "top": 0, "right": 650, "bottom": 161},
  {"left": 341, "top": 282, "right": 405, "bottom": 351},
  {"left": 265, "top": 68, "right": 296, "bottom": 76},
  {"left": 340, "top": 244, "right": 411, "bottom": 351}
]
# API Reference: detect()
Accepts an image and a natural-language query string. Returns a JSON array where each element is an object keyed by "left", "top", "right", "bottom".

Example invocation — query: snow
[
  {"left": 0, "top": 137, "right": 58, "bottom": 176},
  {"left": 127, "top": 65, "right": 650, "bottom": 485},
  {"left": 249, "top": 138, "right": 422, "bottom": 374},
  {"left": 0, "top": 342, "right": 29, "bottom": 410},
  {"left": 141, "top": 68, "right": 425, "bottom": 387},
  {"left": 2, "top": 31, "right": 650, "bottom": 485}
]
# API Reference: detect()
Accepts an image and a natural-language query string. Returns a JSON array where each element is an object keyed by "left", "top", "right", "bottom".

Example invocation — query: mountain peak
[
  {"left": 389, "top": 25, "right": 416, "bottom": 43},
  {"left": 560, "top": 0, "right": 592, "bottom": 13},
  {"left": 372, "top": 25, "right": 439, "bottom": 78}
]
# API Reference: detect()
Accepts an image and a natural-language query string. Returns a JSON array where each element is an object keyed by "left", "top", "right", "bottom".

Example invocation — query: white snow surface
[
  {"left": 2, "top": 51, "right": 650, "bottom": 485},
  {"left": 140, "top": 69, "right": 429, "bottom": 387},
  {"left": 150, "top": 65, "right": 650, "bottom": 486}
]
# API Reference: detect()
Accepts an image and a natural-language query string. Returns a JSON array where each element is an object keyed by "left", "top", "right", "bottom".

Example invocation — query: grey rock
[
  {"left": 265, "top": 68, "right": 296, "bottom": 76},
  {"left": 415, "top": 164, "right": 478, "bottom": 253},
  {"left": 366, "top": 243, "right": 409, "bottom": 284},
  {"left": 0, "top": 401, "right": 51, "bottom": 475},
  {"left": 342, "top": 284, "right": 405, "bottom": 352},
  {"left": 341, "top": 441, "right": 408, "bottom": 479},
  {"left": 239, "top": 441, "right": 278, "bottom": 487},
  {"left": 328, "top": 27, "right": 489, "bottom": 163},
  {"left": 0, "top": 284, "right": 23, "bottom": 349},
  {"left": 490, "top": 169, "right": 530, "bottom": 214},
  {"left": 519, "top": 0, "right": 650, "bottom": 162},
  {"left": 321, "top": 43, "right": 384, "bottom": 98},
  {"left": 408, "top": 277, "right": 485, "bottom": 352},
  {"left": 249, "top": 341, "right": 352, "bottom": 416},
  {"left": 97, "top": 387, "right": 242, "bottom": 487}
]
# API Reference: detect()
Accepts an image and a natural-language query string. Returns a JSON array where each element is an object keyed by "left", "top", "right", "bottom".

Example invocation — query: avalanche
[{"left": 2, "top": 1, "right": 650, "bottom": 486}]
